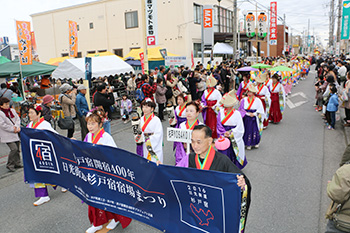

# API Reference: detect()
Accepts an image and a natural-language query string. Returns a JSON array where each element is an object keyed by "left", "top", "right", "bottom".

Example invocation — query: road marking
[{"left": 286, "top": 92, "right": 308, "bottom": 109}]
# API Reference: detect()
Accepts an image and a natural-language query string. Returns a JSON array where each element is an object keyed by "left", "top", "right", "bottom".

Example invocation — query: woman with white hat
[
  {"left": 239, "top": 84, "right": 265, "bottom": 150},
  {"left": 216, "top": 90, "right": 247, "bottom": 169},
  {"left": 255, "top": 73, "right": 271, "bottom": 129},
  {"left": 268, "top": 73, "right": 285, "bottom": 123},
  {"left": 201, "top": 75, "right": 222, "bottom": 139}
]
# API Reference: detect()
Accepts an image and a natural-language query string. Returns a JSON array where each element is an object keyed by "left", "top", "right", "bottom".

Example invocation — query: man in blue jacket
[{"left": 76, "top": 84, "right": 89, "bottom": 140}]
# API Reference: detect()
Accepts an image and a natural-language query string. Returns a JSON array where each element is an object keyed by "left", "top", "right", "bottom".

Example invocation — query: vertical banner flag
[
  {"left": 69, "top": 20, "right": 78, "bottom": 57},
  {"left": 246, "top": 13, "right": 256, "bottom": 38},
  {"left": 159, "top": 48, "right": 167, "bottom": 58},
  {"left": 341, "top": 1, "right": 350, "bottom": 40},
  {"left": 258, "top": 12, "right": 268, "bottom": 39},
  {"left": 270, "top": 2, "right": 277, "bottom": 45},
  {"left": 140, "top": 52, "right": 145, "bottom": 74},
  {"left": 16, "top": 21, "right": 32, "bottom": 65},
  {"left": 31, "top": 31, "right": 39, "bottom": 61},
  {"left": 85, "top": 57, "right": 92, "bottom": 87},
  {"left": 203, "top": 5, "right": 214, "bottom": 49},
  {"left": 191, "top": 50, "right": 194, "bottom": 68},
  {"left": 146, "top": 0, "right": 158, "bottom": 46}
]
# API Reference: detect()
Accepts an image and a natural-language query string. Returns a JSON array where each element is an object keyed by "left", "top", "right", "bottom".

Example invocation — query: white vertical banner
[
  {"left": 203, "top": 5, "right": 214, "bottom": 49},
  {"left": 145, "top": 0, "right": 158, "bottom": 46}
]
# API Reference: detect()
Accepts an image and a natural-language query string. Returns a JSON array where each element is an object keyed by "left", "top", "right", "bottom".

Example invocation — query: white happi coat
[
  {"left": 140, "top": 114, "right": 163, "bottom": 163},
  {"left": 28, "top": 120, "right": 58, "bottom": 134},
  {"left": 269, "top": 82, "right": 286, "bottom": 110},
  {"left": 256, "top": 84, "right": 271, "bottom": 121},
  {"left": 219, "top": 108, "right": 245, "bottom": 164},
  {"left": 242, "top": 97, "right": 265, "bottom": 130},
  {"left": 175, "top": 105, "right": 186, "bottom": 118},
  {"left": 85, "top": 131, "right": 117, "bottom": 148},
  {"left": 202, "top": 89, "right": 222, "bottom": 108}
]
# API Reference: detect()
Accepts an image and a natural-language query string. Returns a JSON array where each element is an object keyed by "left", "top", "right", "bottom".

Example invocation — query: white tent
[
  {"left": 52, "top": 55, "right": 134, "bottom": 79},
  {"left": 204, "top": 42, "right": 234, "bottom": 54}
]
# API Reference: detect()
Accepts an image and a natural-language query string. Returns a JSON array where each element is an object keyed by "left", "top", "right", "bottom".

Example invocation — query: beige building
[{"left": 31, "top": 0, "right": 237, "bottom": 65}]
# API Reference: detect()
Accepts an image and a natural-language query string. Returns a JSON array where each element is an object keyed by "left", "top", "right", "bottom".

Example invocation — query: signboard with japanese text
[
  {"left": 167, "top": 127, "right": 192, "bottom": 143},
  {"left": 165, "top": 56, "right": 187, "bottom": 68},
  {"left": 16, "top": 21, "right": 32, "bottom": 65},
  {"left": 270, "top": 2, "right": 277, "bottom": 45},
  {"left": 203, "top": 5, "right": 214, "bottom": 48},
  {"left": 146, "top": 0, "right": 158, "bottom": 46},
  {"left": 140, "top": 52, "right": 145, "bottom": 74},
  {"left": 69, "top": 20, "right": 78, "bottom": 57},
  {"left": 258, "top": 12, "right": 267, "bottom": 39},
  {"left": 245, "top": 13, "right": 256, "bottom": 38},
  {"left": 341, "top": 1, "right": 350, "bottom": 40},
  {"left": 21, "top": 128, "right": 242, "bottom": 233}
]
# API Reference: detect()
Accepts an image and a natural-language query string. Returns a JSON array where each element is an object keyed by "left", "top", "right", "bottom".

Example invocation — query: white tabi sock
[
  {"left": 85, "top": 225, "right": 102, "bottom": 233},
  {"left": 106, "top": 219, "right": 120, "bottom": 230}
]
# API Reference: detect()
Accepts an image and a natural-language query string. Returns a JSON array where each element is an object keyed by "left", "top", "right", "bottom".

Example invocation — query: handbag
[
  {"left": 58, "top": 116, "right": 74, "bottom": 130},
  {"left": 333, "top": 207, "right": 350, "bottom": 232},
  {"left": 343, "top": 90, "right": 349, "bottom": 102},
  {"left": 165, "top": 86, "right": 173, "bottom": 99}
]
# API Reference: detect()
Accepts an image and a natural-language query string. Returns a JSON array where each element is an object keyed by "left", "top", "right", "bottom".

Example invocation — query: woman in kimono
[
  {"left": 176, "top": 101, "right": 203, "bottom": 167},
  {"left": 27, "top": 105, "right": 61, "bottom": 206},
  {"left": 169, "top": 93, "right": 187, "bottom": 128},
  {"left": 85, "top": 110, "right": 132, "bottom": 233},
  {"left": 216, "top": 90, "right": 247, "bottom": 169},
  {"left": 136, "top": 98, "right": 163, "bottom": 164},
  {"left": 239, "top": 84, "right": 265, "bottom": 150},
  {"left": 255, "top": 73, "right": 271, "bottom": 129},
  {"left": 201, "top": 75, "right": 222, "bottom": 139},
  {"left": 268, "top": 73, "right": 286, "bottom": 124},
  {"left": 236, "top": 73, "right": 252, "bottom": 100}
]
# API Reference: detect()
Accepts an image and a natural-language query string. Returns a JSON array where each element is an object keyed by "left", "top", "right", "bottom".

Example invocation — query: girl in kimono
[
  {"left": 27, "top": 105, "right": 60, "bottom": 206},
  {"left": 176, "top": 101, "right": 203, "bottom": 167},
  {"left": 255, "top": 73, "right": 271, "bottom": 129},
  {"left": 268, "top": 74, "right": 286, "bottom": 123},
  {"left": 236, "top": 73, "right": 252, "bottom": 100},
  {"left": 137, "top": 98, "right": 163, "bottom": 164},
  {"left": 169, "top": 93, "right": 187, "bottom": 128},
  {"left": 239, "top": 84, "right": 265, "bottom": 150},
  {"left": 85, "top": 110, "right": 132, "bottom": 233},
  {"left": 216, "top": 90, "right": 247, "bottom": 169},
  {"left": 201, "top": 76, "right": 222, "bottom": 138}
]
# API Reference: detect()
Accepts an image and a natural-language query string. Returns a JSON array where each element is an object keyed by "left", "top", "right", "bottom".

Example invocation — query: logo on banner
[
  {"left": 29, "top": 139, "right": 60, "bottom": 174},
  {"left": 171, "top": 180, "right": 225, "bottom": 233}
]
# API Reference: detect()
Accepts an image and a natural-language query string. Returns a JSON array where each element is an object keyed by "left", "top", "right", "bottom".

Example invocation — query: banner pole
[{"left": 18, "top": 57, "right": 26, "bottom": 101}]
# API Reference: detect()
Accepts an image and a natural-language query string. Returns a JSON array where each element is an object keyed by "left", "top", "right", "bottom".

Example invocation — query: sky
[{"left": 0, "top": 0, "right": 332, "bottom": 47}]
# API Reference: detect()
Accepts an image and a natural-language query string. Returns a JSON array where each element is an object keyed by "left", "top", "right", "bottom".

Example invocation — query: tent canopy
[
  {"left": 124, "top": 47, "right": 178, "bottom": 61},
  {"left": 86, "top": 51, "right": 122, "bottom": 59},
  {"left": 46, "top": 56, "right": 69, "bottom": 66},
  {"left": 204, "top": 43, "right": 234, "bottom": 54},
  {"left": 0, "top": 59, "right": 57, "bottom": 78},
  {"left": 0, "top": 56, "right": 11, "bottom": 64},
  {"left": 52, "top": 55, "right": 134, "bottom": 80}
]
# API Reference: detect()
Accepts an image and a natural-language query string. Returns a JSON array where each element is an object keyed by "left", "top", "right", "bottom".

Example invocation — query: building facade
[{"left": 31, "top": 0, "right": 237, "bottom": 64}]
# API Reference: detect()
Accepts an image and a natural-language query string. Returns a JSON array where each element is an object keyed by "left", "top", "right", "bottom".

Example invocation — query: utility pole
[
  {"left": 336, "top": 0, "right": 342, "bottom": 43},
  {"left": 283, "top": 14, "right": 286, "bottom": 56},
  {"left": 233, "top": 0, "right": 237, "bottom": 58},
  {"left": 308, "top": 18, "right": 310, "bottom": 54},
  {"left": 330, "top": 0, "right": 335, "bottom": 53}
]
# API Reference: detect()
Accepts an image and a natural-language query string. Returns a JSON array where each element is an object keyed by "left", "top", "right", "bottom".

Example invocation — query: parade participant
[
  {"left": 40, "top": 94, "right": 54, "bottom": 122},
  {"left": 27, "top": 104, "right": 61, "bottom": 206},
  {"left": 201, "top": 75, "right": 222, "bottom": 138},
  {"left": 84, "top": 110, "right": 132, "bottom": 233},
  {"left": 176, "top": 101, "right": 203, "bottom": 167},
  {"left": 236, "top": 73, "right": 252, "bottom": 100},
  {"left": 216, "top": 90, "right": 247, "bottom": 169},
  {"left": 255, "top": 73, "right": 271, "bottom": 129},
  {"left": 169, "top": 93, "right": 187, "bottom": 128},
  {"left": 239, "top": 84, "right": 265, "bottom": 150},
  {"left": 136, "top": 98, "right": 163, "bottom": 164},
  {"left": 268, "top": 74, "right": 285, "bottom": 124},
  {"left": 188, "top": 125, "right": 251, "bottom": 232},
  {"left": 0, "top": 97, "right": 21, "bottom": 172}
]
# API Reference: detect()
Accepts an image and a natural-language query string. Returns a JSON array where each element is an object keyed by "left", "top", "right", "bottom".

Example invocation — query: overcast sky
[{"left": 0, "top": 0, "right": 332, "bottom": 46}]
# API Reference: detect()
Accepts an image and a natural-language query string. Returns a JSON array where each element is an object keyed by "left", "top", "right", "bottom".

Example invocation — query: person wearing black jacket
[{"left": 93, "top": 84, "right": 115, "bottom": 120}]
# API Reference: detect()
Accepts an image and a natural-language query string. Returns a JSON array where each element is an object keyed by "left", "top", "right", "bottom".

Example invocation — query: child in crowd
[
  {"left": 120, "top": 94, "right": 132, "bottom": 123},
  {"left": 326, "top": 86, "right": 339, "bottom": 130}
]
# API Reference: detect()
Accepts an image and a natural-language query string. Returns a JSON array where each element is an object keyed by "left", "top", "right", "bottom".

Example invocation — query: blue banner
[{"left": 20, "top": 128, "right": 241, "bottom": 233}]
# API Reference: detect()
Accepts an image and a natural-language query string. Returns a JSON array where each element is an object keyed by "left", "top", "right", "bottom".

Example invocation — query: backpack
[{"left": 136, "top": 83, "right": 147, "bottom": 102}]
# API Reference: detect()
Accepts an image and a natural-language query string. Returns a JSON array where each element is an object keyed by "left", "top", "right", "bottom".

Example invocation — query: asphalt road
[{"left": 0, "top": 66, "right": 347, "bottom": 233}]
